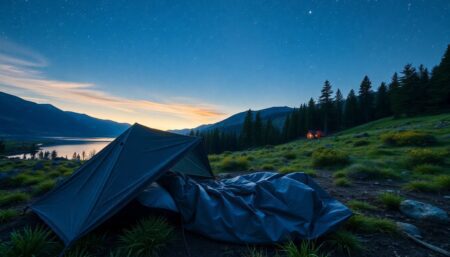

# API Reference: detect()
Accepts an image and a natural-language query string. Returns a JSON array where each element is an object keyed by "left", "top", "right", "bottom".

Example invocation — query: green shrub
[
  {"left": 347, "top": 200, "right": 377, "bottom": 211},
  {"left": 433, "top": 175, "right": 450, "bottom": 190},
  {"left": 119, "top": 217, "right": 174, "bottom": 257},
  {"left": 283, "top": 152, "right": 297, "bottom": 160},
  {"left": 312, "top": 148, "right": 350, "bottom": 168},
  {"left": 378, "top": 192, "right": 403, "bottom": 210},
  {"left": 326, "top": 230, "right": 363, "bottom": 256},
  {"left": 334, "top": 178, "right": 351, "bottom": 187},
  {"left": 413, "top": 164, "right": 444, "bottom": 174},
  {"left": 353, "top": 140, "right": 370, "bottom": 147},
  {"left": 0, "top": 226, "right": 60, "bottom": 257},
  {"left": 381, "top": 131, "right": 436, "bottom": 146},
  {"left": 345, "top": 215, "right": 397, "bottom": 234},
  {"left": 260, "top": 164, "right": 275, "bottom": 170},
  {"left": 0, "top": 209, "right": 19, "bottom": 224},
  {"left": 332, "top": 171, "right": 347, "bottom": 178},
  {"left": 11, "top": 173, "right": 45, "bottom": 186},
  {"left": 282, "top": 241, "right": 328, "bottom": 257},
  {"left": 403, "top": 180, "right": 438, "bottom": 192},
  {"left": 243, "top": 248, "right": 267, "bottom": 257},
  {"left": 33, "top": 179, "right": 56, "bottom": 195},
  {"left": 220, "top": 156, "right": 249, "bottom": 171},
  {"left": 345, "top": 163, "right": 399, "bottom": 180},
  {"left": 0, "top": 191, "right": 31, "bottom": 207},
  {"left": 407, "top": 149, "right": 445, "bottom": 166}
]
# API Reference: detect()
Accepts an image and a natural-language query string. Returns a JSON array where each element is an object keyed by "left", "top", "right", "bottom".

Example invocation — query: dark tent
[
  {"left": 30, "top": 123, "right": 213, "bottom": 246},
  {"left": 31, "top": 123, "right": 351, "bottom": 248}
]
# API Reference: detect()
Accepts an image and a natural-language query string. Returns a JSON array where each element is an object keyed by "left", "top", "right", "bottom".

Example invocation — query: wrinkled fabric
[
  {"left": 137, "top": 183, "right": 179, "bottom": 213},
  {"left": 159, "top": 172, "right": 352, "bottom": 243}
]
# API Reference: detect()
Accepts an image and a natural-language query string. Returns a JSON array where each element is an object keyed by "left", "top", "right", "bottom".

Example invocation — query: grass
[
  {"left": 33, "top": 179, "right": 56, "bottom": 195},
  {"left": 326, "top": 230, "right": 363, "bottom": 256},
  {"left": 347, "top": 200, "right": 377, "bottom": 212},
  {"left": 282, "top": 241, "right": 328, "bottom": 257},
  {"left": 0, "top": 226, "right": 60, "bottom": 257},
  {"left": 10, "top": 172, "right": 45, "bottom": 186},
  {"left": 353, "top": 140, "right": 370, "bottom": 147},
  {"left": 413, "top": 164, "right": 445, "bottom": 174},
  {"left": 283, "top": 151, "right": 297, "bottom": 160},
  {"left": 0, "top": 191, "right": 31, "bottom": 207},
  {"left": 334, "top": 177, "right": 351, "bottom": 187},
  {"left": 380, "top": 131, "right": 436, "bottom": 146},
  {"left": 406, "top": 149, "right": 445, "bottom": 167},
  {"left": 219, "top": 156, "right": 249, "bottom": 171},
  {"left": 377, "top": 192, "right": 403, "bottom": 210},
  {"left": 119, "top": 217, "right": 174, "bottom": 257},
  {"left": 345, "top": 215, "right": 397, "bottom": 234},
  {"left": 243, "top": 248, "right": 268, "bottom": 257},
  {"left": 404, "top": 175, "right": 450, "bottom": 192},
  {"left": 344, "top": 163, "right": 399, "bottom": 180},
  {"left": 312, "top": 148, "right": 350, "bottom": 168},
  {"left": 64, "top": 247, "right": 94, "bottom": 257},
  {"left": 0, "top": 209, "right": 19, "bottom": 224}
]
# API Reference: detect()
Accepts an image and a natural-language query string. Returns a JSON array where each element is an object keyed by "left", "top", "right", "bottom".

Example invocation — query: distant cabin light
[
  {"left": 307, "top": 132, "right": 314, "bottom": 139},
  {"left": 306, "top": 130, "right": 324, "bottom": 139}
]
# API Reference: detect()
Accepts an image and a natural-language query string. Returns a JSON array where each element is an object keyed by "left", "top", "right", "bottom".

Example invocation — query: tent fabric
[
  {"left": 30, "top": 123, "right": 212, "bottom": 245},
  {"left": 158, "top": 171, "right": 352, "bottom": 243},
  {"left": 137, "top": 183, "right": 179, "bottom": 213}
]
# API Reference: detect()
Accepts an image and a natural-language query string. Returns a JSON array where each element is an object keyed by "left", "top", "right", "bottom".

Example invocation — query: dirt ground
[{"left": 0, "top": 170, "right": 448, "bottom": 257}]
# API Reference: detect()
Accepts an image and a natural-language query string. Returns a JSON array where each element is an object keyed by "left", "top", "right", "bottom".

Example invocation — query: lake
[{"left": 8, "top": 137, "right": 114, "bottom": 159}]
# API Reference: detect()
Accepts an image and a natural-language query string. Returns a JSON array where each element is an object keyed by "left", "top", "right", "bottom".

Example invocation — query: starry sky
[{"left": 0, "top": 0, "right": 449, "bottom": 130}]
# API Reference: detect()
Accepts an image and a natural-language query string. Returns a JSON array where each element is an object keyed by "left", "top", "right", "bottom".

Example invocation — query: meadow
[{"left": 0, "top": 113, "right": 449, "bottom": 257}]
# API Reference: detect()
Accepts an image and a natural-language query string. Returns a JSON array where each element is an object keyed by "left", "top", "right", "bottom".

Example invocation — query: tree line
[{"left": 195, "top": 45, "right": 450, "bottom": 154}]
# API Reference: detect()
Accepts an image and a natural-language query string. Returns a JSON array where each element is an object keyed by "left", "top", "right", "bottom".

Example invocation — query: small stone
[
  {"left": 396, "top": 222, "right": 422, "bottom": 238},
  {"left": 400, "top": 200, "right": 449, "bottom": 223}
]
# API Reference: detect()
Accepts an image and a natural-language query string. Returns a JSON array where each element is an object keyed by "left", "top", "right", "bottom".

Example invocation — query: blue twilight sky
[{"left": 0, "top": 0, "right": 449, "bottom": 129}]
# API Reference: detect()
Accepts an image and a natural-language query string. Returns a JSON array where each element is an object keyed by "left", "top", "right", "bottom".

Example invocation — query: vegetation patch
[
  {"left": 334, "top": 177, "right": 351, "bottom": 187},
  {"left": 345, "top": 215, "right": 397, "bottom": 234},
  {"left": 326, "top": 230, "right": 363, "bottom": 256},
  {"left": 0, "top": 191, "right": 31, "bottom": 207},
  {"left": 347, "top": 200, "right": 377, "bottom": 212},
  {"left": 345, "top": 163, "right": 399, "bottom": 180},
  {"left": 283, "top": 151, "right": 297, "bottom": 160},
  {"left": 0, "top": 209, "right": 19, "bottom": 224},
  {"left": 353, "top": 140, "right": 370, "bottom": 147},
  {"left": 219, "top": 156, "right": 249, "bottom": 171},
  {"left": 377, "top": 192, "right": 403, "bottom": 210},
  {"left": 119, "top": 217, "right": 174, "bottom": 257},
  {"left": 281, "top": 240, "right": 328, "bottom": 257},
  {"left": 0, "top": 226, "right": 60, "bottom": 257},
  {"left": 413, "top": 164, "right": 444, "bottom": 175},
  {"left": 380, "top": 131, "right": 436, "bottom": 146},
  {"left": 33, "top": 179, "right": 56, "bottom": 195},
  {"left": 406, "top": 149, "right": 445, "bottom": 167},
  {"left": 312, "top": 148, "right": 350, "bottom": 168}
]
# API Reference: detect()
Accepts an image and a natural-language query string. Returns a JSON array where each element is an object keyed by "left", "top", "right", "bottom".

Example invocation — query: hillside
[
  {"left": 170, "top": 106, "right": 293, "bottom": 135},
  {"left": 207, "top": 113, "right": 450, "bottom": 256},
  {"left": 0, "top": 92, "right": 130, "bottom": 137}
]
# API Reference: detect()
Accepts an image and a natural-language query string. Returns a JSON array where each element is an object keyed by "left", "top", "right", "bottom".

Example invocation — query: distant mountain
[
  {"left": 170, "top": 106, "right": 293, "bottom": 135},
  {"left": 0, "top": 91, "right": 130, "bottom": 137}
]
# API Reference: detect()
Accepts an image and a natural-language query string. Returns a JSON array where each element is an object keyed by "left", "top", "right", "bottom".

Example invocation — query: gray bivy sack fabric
[{"left": 155, "top": 171, "right": 352, "bottom": 243}]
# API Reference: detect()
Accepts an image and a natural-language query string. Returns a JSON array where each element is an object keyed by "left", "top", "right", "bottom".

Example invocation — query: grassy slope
[{"left": 209, "top": 113, "right": 450, "bottom": 190}]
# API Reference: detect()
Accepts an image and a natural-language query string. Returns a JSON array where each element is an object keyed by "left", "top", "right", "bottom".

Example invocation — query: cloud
[{"left": 0, "top": 39, "right": 226, "bottom": 129}]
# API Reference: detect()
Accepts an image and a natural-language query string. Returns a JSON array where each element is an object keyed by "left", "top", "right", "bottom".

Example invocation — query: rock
[
  {"left": 400, "top": 200, "right": 449, "bottom": 223},
  {"left": 353, "top": 132, "right": 369, "bottom": 138},
  {"left": 396, "top": 222, "right": 422, "bottom": 238}
]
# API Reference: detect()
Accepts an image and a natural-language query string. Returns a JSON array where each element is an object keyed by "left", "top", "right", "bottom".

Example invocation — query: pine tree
[
  {"left": 241, "top": 109, "right": 253, "bottom": 147},
  {"left": 344, "top": 89, "right": 358, "bottom": 127},
  {"left": 319, "top": 80, "right": 334, "bottom": 134},
  {"left": 306, "top": 98, "right": 317, "bottom": 130},
  {"left": 253, "top": 111, "right": 263, "bottom": 146},
  {"left": 282, "top": 114, "right": 291, "bottom": 142},
  {"left": 358, "top": 76, "right": 373, "bottom": 123},
  {"left": 334, "top": 89, "right": 344, "bottom": 130},
  {"left": 428, "top": 44, "right": 450, "bottom": 110},
  {"left": 389, "top": 73, "right": 402, "bottom": 118},
  {"left": 375, "top": 82, "right": 390, "bottom": 118},
  {"left": 399, "top": 64, "right": 420, "bottom": 116},
  {"left": 189, "top": 129, "right": 195, "bottom": 136}
]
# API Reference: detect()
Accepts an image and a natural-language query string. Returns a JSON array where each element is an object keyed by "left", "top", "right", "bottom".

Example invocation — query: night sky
[{"left": 0, "top": 0, "right": 449, "bottom": 129}]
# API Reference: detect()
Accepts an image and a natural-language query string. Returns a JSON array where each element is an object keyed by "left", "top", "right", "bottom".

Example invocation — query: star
[{"left": 308, "top": 10, "right": 312, "bottom": 15}]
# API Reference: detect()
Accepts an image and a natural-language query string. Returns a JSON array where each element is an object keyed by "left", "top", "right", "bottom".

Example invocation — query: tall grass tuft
[
  {"left": 0, "top": 209, "right": 19, "bottom": 224},
  {"left": 312, "top": 148, "right": 350, "bottom": 168},
  {"left": 378, "top": 192, "right": 403, "bottom": 210},
  {"left": 0, "top": 191, "right": 31, "bottom": 207},
  {"left": 326, "top": 230, "right": 363, "bottom": 256},
  {"left": 406, "top": 149, "right": 445, "bottom": 167},
  {"left": 345, "top": 215, "right": 397, "bottom": 234},
  {"left": 219, "top": 156, "right": 249, "bottom": 171},
  {"left": 0, "top": 226, "right": 60, "bottom": 257},
  {"left": 380, "top": 131, "right": 436, "bottom": 146},
  {"left": 282, "top": 241, "right": 328, "bottom": 257},
  {"left": 119, "top": 217, "right": 174, "bottom": 257}
]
